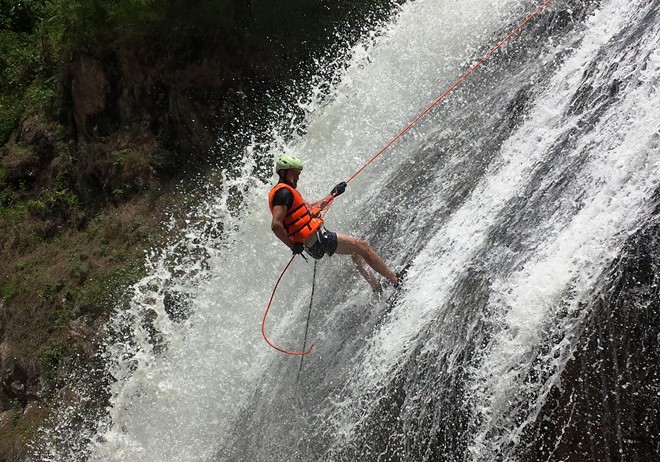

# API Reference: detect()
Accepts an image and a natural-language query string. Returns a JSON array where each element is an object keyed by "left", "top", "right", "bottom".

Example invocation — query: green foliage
[
  {"left": 0, "top": 0, "right": 48, "bottom": 32},
  {"left": 14, "top": 0, "right": 237, "bottom": 54},
  {"left": 11, "top": 398, "right": 22, "bottom": 425},
  {"left": 84, "top": 213, "right": 111, "bottom": 238},
  {"left": 37, "top": 279, "right": 63, "bottom": 303},
  {"left": 75, "top": 261, "right": 142, "bottom": 316},
  {"left": 0, "top": 185, "right": 14, "bottom": 211},
  {"left": 23, "top": 78, "right": 57, "bottom": 111},
  {"left": 0, "top": 0, "right": 60, "bottom": 143},
  {"left": 25, "top": 197, "right": 46, "bottom": 217},
  {"left": 69, "top": 256, "right": 90, "bottom": 284},
  {"left": 95, "top": 241, "right": 111, "bottom": 257},
  {"left": 0, "top": 94, "right": 21, "bottom": 143},
  {"left": 0, "top": 281, "right": 23, "bottom": 302},
  {"left": 37, "top": 343, "right": 64, "bottom": 386},
  {"left": 111, "top": 148, "right": 131, "bottom": 167},
  {"left": 53, "top": 302, "right": 74, "bottom": 328},
  {"left": 21, "top": 188, "right": 78, "bottom": 222},
  {"left": 44, "top": 188, "right": 78, "bottom": 213}
]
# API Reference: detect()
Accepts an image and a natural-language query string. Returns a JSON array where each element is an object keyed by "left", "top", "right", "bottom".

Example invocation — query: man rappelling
[
  {"left": 262, "top": 1, "right": 553, "bottom": 354},
  {"left": 269, "top": 154, "right": 399, "bottom": 292}
]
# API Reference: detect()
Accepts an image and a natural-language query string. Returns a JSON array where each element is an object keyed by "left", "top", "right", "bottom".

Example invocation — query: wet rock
[
  {"left": 69, "top": 55, "right": 110, "bottom": 140},
  {"left": 521, "top": 201, "right": 660, "bottom": 461},
  {"left": 140, "top": 308, "right": 165, "bottom": 353},
  {"left": 163, "top": 291, "right": 192, "bottom": 322},
  {"left": 1, "top": 113, "right": 57, "bottom": 188},
  {"left": 1, "top": 362, "right": 28, "bottom": 408},
  {"left": 22, "top": 401, "right": 45, "bottom": 421},
  {"left": 68, "top": 317, "right": 97, "bottom": 359},
  {"left": 0, "top": 340, "right": 44, "bottom": 412}
]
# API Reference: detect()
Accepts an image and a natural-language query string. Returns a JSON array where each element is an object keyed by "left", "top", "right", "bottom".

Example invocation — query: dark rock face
[
  {"left": 69, "top": 55, "right": 111, "bottom": 141},
  {"left": 64, "top": 48, "right": 226, "bottom": 177},
  {"left": 521, "top": 197, "right": 660, "bottom": 461},
  {"left": 1, "top": 112, "right": 58, "bottom": 190},
  {"left": 66, "top": 48, "right": 225, "bottom": 151},
  {"left": 0, "top": 342, "right": 42, "bottom": 412},
  {"left": 1, "top": 47, "right": 231, "bottom": 210}
]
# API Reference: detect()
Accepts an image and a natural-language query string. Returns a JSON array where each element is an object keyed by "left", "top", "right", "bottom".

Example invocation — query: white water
[
  {"left": 31, "top": 0, "right": 660, "bottom": 460},
  {"left": 87, "top": 2, "right": 533, "bottom": 459},
  {"left": 320, "top": 0, "right": 660, "bottom": 456},
  {"left": 468, "top": 0, "right": 660, "bottom": 453}
]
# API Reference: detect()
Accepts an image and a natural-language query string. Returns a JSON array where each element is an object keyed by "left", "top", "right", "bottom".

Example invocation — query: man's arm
[
  {"left": 309, "top": 194, "right": 334, "bottom": 213},
  {"left": 310, "top": 182, "right": 346, "bottom": 211},
  {"left": 271, "top": 205, "right": 294, "bottom": 249}
]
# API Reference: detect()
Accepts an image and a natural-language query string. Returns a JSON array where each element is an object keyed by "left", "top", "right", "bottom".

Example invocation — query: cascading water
[{"left": 29, "top": 0, "right": 660, "bottom": 460}]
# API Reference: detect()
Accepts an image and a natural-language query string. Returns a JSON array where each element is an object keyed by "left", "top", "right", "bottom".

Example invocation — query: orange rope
[
  {"left": 261, "top": 255, "right": 314, "bottom": 356},
  {"left": 345, "top": 0, "right": 555, "bottom": 185}
]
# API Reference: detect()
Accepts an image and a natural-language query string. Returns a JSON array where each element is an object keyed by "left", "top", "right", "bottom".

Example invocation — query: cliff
[{"left": 0, "top": 1, "right": 400, "bottom": 459}]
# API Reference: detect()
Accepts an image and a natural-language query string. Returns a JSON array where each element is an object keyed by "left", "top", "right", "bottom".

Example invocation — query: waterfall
[{"left": 31, "top": 0, "right": 660, "bottom": 460}]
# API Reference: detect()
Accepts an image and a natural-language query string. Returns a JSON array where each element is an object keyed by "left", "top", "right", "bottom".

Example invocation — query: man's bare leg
[
  {"left": 351, "top": 254, "right": 381, "bottom": 290},
  {"left": 335, "top": 233, "right": 398, "bottom": 285}
]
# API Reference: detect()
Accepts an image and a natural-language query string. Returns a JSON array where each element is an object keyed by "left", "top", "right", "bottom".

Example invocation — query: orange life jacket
[{"left": 268, "top": 183, "right": 323, "bottom": 243}]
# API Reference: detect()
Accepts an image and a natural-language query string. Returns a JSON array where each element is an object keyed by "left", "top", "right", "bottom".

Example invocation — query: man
[{"left": 269, "top": 154, "right": 398, "bottom": 291}]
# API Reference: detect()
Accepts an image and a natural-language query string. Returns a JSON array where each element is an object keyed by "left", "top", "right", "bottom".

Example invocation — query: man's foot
[{"left": 393, "top": 265, "right": 410, "bottom": 288}]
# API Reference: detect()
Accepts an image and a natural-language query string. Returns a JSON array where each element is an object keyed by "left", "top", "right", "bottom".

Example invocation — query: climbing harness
[{"left": 262, "top": 0, "right": 555, "bottom": 355}]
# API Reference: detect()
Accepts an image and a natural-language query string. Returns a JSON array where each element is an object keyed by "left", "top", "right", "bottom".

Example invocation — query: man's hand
[
  {"left": 330, "top": 181, "right": 347, "bottom": 197},
  {"left": 292, "top": 243, "right": 305, "bottom": 255}
]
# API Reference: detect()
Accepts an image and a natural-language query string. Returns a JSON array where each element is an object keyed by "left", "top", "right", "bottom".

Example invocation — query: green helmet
[{"left": 275, "top": 154, "right": 303, "bottom": 173}]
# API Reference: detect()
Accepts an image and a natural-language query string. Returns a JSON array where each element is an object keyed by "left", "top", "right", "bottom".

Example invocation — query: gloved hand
[
  {"left": 330, "top": 181, "right": 347, "bottom": 197},
  {"left": 292, "top": 243, "right": 305, "bottom": 255}
]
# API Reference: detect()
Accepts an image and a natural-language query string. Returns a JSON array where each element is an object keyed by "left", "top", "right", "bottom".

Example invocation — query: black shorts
[{"left": 305, "top": 228, "right": 338, "bottom": 260}]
